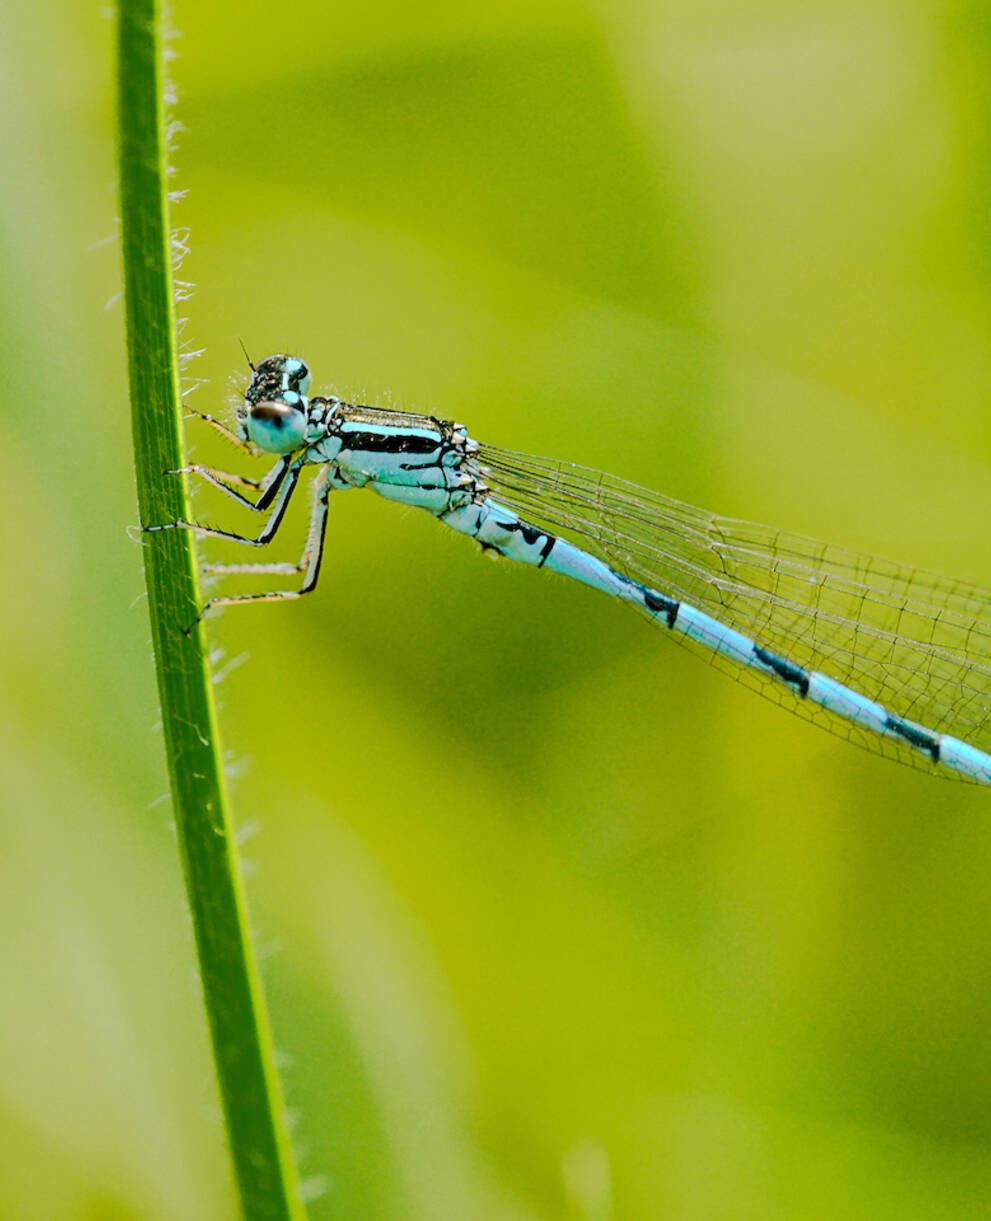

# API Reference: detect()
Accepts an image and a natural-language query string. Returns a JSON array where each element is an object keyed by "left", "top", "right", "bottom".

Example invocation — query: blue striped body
[{"left": 159, "top": 354, "right": 991, "bottom": 786}]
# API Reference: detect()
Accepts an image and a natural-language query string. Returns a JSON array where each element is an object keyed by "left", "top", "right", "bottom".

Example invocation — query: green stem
[{"left": 115, "top": 4, "right": 305, "bottom": 1217}]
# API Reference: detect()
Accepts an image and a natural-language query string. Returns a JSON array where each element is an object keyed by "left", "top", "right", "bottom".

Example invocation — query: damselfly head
[
  {"left": 238, "top": 353, "right": 312, "bottom": 454},
  {"left": 245, "top": 354, "right": 312, "bottom": 399}
]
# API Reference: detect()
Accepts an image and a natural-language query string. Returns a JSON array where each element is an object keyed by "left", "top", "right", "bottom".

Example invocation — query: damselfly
[{"left": 149, "top": 354, "right": 991, "bottom": 784}]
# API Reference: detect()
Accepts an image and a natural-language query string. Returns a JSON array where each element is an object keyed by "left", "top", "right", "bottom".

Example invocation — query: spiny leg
[
  {"left": 203, "top": 561, "right": 305, "bottom": 577},
  {"left": 169, "top": 455, "right": 291, "bottom": 512},
  {"left": 146, "top": 456, "right": 303, "bottom": 548},
  {"left": 201, "top": 467, "right": 333, "bottom": 612},
  {"left": 182, "top": 404, "right": 253, "bottom": 453}
]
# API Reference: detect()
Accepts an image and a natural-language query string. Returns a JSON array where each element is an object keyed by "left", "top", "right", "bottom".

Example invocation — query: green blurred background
[{"left": 5, "top": 1, "right": 991, "bottom": 1217}]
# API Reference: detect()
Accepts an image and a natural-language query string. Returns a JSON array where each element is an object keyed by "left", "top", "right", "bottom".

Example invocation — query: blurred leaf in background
[{"left": 4, "top": 0, "right": 991, "bottom": 1218}]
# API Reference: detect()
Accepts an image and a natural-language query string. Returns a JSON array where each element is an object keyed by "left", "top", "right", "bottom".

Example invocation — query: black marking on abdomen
[
  {"left": 502, "top": 519, "right": 558, "bottom": 566},
  {"left": 885, "top": 715, "right": 941, "bottom": 762},
  {"left": 641, "top": 587, "right": 679, "bottom": 629},
  {"left": 753, "top": 645, "right": 810, "bottom": 698},
  {"left": 536, "top": 532, "right": 556, "bottom": 567}
]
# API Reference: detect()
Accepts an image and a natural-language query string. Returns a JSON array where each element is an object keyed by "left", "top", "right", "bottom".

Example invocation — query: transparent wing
[{"left": 477, "top": 444, "right": 991, "bottom": 771}]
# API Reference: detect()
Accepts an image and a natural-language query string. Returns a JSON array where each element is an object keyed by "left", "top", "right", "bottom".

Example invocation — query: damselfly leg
[
  {"left": 167, "top": 453, "right": 292, "bottom": 512},
  {"left": 148, "top": 439, "right": 333, "bottom": 618},
  {"left": 148, "top": 456, "right": 303, "bottom": 550},
  {"left": 198, "top": 466, "right": 332, "bottom": 611},
  {"left": 181, "top": 404, "right": 253, "bottom": 453}
]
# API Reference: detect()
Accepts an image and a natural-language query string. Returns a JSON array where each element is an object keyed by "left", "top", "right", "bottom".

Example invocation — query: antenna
[{"left": 238, "top": 337, "right": 255, "bottom": 371}]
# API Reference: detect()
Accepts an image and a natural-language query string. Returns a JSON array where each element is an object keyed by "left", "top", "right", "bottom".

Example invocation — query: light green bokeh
[{"left": 3, "top": 1, "right": 991, "bottom": 1217}]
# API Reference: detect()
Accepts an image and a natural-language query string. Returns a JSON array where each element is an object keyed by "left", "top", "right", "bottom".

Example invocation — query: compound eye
[{"left": 247, "top": 398, "right": 307, "bottom": 454}]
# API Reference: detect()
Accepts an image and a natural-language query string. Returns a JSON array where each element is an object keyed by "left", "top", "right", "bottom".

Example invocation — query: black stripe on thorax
[
  {"left": 340, "top": 428, "right": 441, "bottom": 455},
  {"left": 885, "top": 715, "right": 941, "bottom": 762},
  {"left": 753, "top": 645, "right": 810, "bottom": 698}
]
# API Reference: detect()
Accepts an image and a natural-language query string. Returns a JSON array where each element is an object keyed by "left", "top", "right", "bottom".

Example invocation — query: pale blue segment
[
  {"left": 467, "top": 502, "right": 641, "bottom": 600},
  {"left": 939, "top": 737, "right": 991, "bottom": 784},
  {"left": 672, "top": 604, "right": 758, "bottom": 668},
  {"left": 807, "top": 673, "right": 890, "bottom": 735},
  {"left": 542, "top": 536, "right": 631, "bottom": 597},
  {"left": 372, "top": 481, "right": 460, "bottom": 512}
]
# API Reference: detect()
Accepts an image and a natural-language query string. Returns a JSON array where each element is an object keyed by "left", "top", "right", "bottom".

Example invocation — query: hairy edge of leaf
[{"left": 115, "top": 2, "right": 306, "bottom": 1217}]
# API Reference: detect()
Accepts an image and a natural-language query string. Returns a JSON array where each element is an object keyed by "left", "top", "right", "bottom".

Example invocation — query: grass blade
[{"left": 115, "top": 3, "right": 306, "bottom": 1216}]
